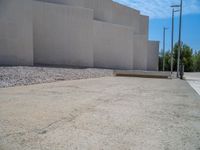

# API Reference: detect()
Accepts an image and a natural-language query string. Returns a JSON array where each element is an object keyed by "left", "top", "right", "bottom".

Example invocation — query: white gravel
[{"left": 0, "top": 66, "right": 113, "bottom": 88}]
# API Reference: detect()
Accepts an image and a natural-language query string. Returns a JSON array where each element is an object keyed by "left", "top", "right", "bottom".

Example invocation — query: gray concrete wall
[
  {"left": 37, "top": 0, "right": 112, "bottom": 22},
  {"left": 33, "top": 1, "right": 94, "bottom": 67},
  {"left": 111, "top": 2, "right": 149, "bottom": 36},
  {"left": 133, "top": 35, "right": 148, "bottom": 70},
  {"left": 93, "top": 21, "right": 134, "bottom": 70},
  {"left": 131, "top": 15, "right": 149, "bottom": 71},
  {"left": 0, "top": 0, "right": 33, "bottom": 66},
  {"left": 91, "top": 0, "right": 112, "bottom": 21},
  {"left": 111, "top": 2, "right": 140, "bottom": 34},
  {"left": 0, "top": 0, "right": 158, "bottom": 70},
  {"left": 139, "top": 15, "right": 149, "bottom": 37},
  {"left": 147, "top": 41, "right": 159, "bottom": 71}
]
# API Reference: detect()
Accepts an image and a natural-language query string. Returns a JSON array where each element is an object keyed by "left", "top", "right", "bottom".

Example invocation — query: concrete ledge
[{"left": 114, "top": 70, "right": 171, "bottom": 79}]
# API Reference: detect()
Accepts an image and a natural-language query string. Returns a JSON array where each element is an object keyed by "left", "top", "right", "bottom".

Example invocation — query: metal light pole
[
  {"left": 179, "top": 0, "right": 183, "bottom": 79},
  {"left": 176, "top": 0, "right": 183, "bottom": 78},
  {"left": 170, "top": 8, "right": 179, "bottom": 75},
  {"left": 163, "top": 27, "right": 168, "bottom": 71},
  {"left": 171, "top": 0, "right": 183, "bottom": 78}
]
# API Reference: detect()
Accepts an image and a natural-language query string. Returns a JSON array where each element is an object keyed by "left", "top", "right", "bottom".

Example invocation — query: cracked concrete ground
[{"left": 0, "top": 77, "right": 200, "bottom": 150}]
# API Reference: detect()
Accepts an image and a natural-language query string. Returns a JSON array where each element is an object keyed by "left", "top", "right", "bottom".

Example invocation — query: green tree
[
  {"left": 193, "top": 50, "right": 200, "bottom": 72},
  {"left": 182, "top": 44, "right": 193, "bottom": 72},
  {"left": 160, "top": 43, "right": 199, "bottom": 72},
  {"left": 173, "top": 43, "right": 193, "bottom": 72},
  {"left": 164, "top": 51, "right": 171, "bottom": 71},
  {"left": 173, "top": 44, "right": 179, "bottom": 71}
]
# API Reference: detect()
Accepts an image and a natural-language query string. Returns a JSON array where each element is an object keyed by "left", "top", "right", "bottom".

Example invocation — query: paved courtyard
[
  {"left": 0, "top": 76, "right": 200, "bottom": 150},
  {"left": 185, "top": 73, "right": 200, "bottom": 96}
]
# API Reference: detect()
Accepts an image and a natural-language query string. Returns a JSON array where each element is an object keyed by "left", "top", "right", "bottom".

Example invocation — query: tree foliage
[
  {"left": 193, "top": 51, "right": 200, "bottom": 72},
  {"left": 159, "top": 43, "right": 200, "bottom": 72}
]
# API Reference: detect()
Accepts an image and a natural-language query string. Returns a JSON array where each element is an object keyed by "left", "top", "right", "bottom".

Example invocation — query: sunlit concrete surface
[
  {"left": 133, "top": 35, "right": 148, "bottom": 70},
  {"left": 93, "top": 21, "right": 134, "bottom": 69},
  {"left": 0, "top": 77, "right": 200, "bottom": 150},
  {"left": 37, "top": 0, "right": 113, "bottom": 21},
  {"left": 185, "top": 73, "right": 200, "bottom": 96},
  {"left": 33, "top": 1, "right": 94, "bottom": 67},
  {"left": 0, "top": 0, "right": 160, "bottom": 70},
  {"left": 111, "top": 2, "right": 140, "bottom": 33},
  {"left": 139, "top": 15, "right": 149, "bottom": 36},
  {"left": 147, "top": 41, "right": 159, "bottom": 71}
]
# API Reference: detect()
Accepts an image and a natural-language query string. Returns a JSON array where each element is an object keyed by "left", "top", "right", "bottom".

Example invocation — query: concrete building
[
  {"left": 0, "top": 0, "right": 33, "bottom": 66},
  {"left": 147, "top": 41, "right": 160, "bottom": 71},
  {"left": 133, "top": 35, "right": 148, "bottom": 70},
  {"left": 111, "top": 2, "right": 140, "bottom": 34},
  {"left": 93, "top": 21, "right": 134, "bottom": 69},
  {"left": 0, "top": 0, "right": 159, "bottom": 70},
  {"left": 37, "top": 0, "right": 113, "bottom": 22},
  {"left": 33, "top": 1, "right": 94, "bottom": 67}
]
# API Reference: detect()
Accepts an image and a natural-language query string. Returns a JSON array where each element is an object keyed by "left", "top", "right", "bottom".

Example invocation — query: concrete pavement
[
  {"left": 0, "top": 77, "right": 200, "bottom": 150},
  {"left": 185, "top": 73, "right": 200, "bottom": 95}
]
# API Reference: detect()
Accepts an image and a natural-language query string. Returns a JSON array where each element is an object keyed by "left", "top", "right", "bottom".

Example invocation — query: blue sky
[{"left": 114, "top": 0, "right": 200, "bottom": 52}]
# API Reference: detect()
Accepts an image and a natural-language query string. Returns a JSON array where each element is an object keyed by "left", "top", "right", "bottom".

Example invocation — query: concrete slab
[
  {"left": 185, "top": 73, "right": 200, "bottom": 96},
  {"left": 114, "top": 70, "right": 171, "bottom": 78},
  {"left": 0, "top": 77, "right": 200, "bottom": 149}
]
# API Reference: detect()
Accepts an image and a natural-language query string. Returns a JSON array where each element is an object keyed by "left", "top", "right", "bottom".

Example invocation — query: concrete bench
[{"left": 114, "top": 70, "right": 171, "bottom": 79}]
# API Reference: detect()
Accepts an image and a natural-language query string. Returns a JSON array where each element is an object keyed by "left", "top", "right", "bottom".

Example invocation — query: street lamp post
[
  {"left": 178, "top": 0, "right": 183, "bottom": 79},
  {"left": 170, "top": 8, "right": 179, "bottom": 75},
  {"left": 163, "top": 27, "right": 168, "bottom": 71},
  {"left": 171, "top": 0, "right": 183, "bottom": 78}
]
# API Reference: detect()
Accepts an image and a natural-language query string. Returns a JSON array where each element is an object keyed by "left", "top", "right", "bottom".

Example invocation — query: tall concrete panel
[
  {"left": 111, "top": 2, "right": 140, "bottom": 34},
  {"left": 93, "top": 21, "right": 133, "bottom": 70},
  {"left": 139, "top": 15, "right": 149, "bottom": 36},
  {"left": 37, "top": 0, "right": 112, "bottom": 22},
  {"left": 133, "top": 35, "right": 148, "bottom": 70},
  {"left": 147, "top": 41, "right": 159, "bottom": 71},
  {"left": 92, "top": 0, "right": 112, "bottom": 21},
  {"left": 33, "top": 1, "right": 94, "bottom": 67},
  {"left": 0, "top": 0, "right": 33, "bottom": 66}
]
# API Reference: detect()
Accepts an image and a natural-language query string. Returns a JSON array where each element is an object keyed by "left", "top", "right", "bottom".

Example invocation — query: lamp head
[{"left": 171, "top": 4, "right": 180, "bottom": 8}]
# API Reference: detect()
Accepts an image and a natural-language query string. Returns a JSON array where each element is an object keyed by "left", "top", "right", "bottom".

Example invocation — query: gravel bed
[{"left": 0, "top": 66, "right": 113, "bottom": 88}]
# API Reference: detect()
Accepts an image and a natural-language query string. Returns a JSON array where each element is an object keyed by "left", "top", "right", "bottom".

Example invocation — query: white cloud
[{"left": 113, "top": 0, "right": 200, "bottom": 18}]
